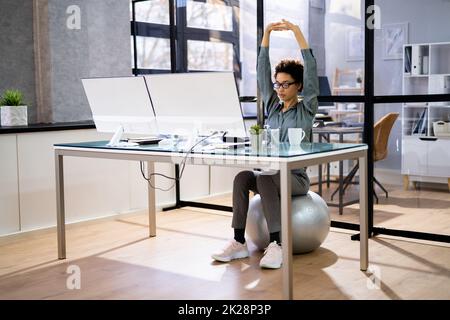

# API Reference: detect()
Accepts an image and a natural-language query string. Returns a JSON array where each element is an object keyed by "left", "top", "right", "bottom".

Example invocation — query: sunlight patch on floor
[{"left": 100, "top": 255, "right": 230, "bottom": 282}]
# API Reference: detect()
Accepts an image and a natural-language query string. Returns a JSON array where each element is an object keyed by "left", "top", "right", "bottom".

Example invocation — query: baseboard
[
  {"left": 375, "top": 168, "right": 450, "bottom": 189},
  {"left": 0, "top": 195, "right": 227, "bottom": 241},
  {"left": 0, "top": 208, "right": 153, "bottom": 244},
  {"left": 0, "top": 201, "right": 186, "bottom": 243},
  {"left": 183, "top": 191, "right": 232, "bottom": 202},
  {"left": 308, "top": 167, "right": 404, "bottom": 187}
]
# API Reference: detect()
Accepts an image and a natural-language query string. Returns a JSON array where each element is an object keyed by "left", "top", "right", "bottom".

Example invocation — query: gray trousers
[{"left": 232, "top": 170, "right": 310, "bottom": 233}]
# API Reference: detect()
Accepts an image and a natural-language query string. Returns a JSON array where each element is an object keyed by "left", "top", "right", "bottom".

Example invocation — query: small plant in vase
[
  {"left": 0, "top": 89, "right": 28, "bottom": 126},
  {"left": 249, "top": 124, "right": 264, "bottom": 153},
  {"left": 249, "top": 124, "right": 262, "bottom": 135}
]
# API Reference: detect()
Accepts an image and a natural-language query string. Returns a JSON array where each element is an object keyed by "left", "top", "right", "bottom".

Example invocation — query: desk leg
[
  {"left": 280, "top": 164, "right": 293, "bottom": 300},
  {"left": 327, "top": 133, "right": 330, "bottom": 188},
  {"left": 359, "top": 153, "right": 368, "bottom": 271},
  {"left": 55, "top": 153, "right": 66, "bottom": 259},
  {"left": 147, "top": 162, "right": 156, "bottom": 237},
  {"left": 318, "top": 134, "right": 322, "bottom": 196}
]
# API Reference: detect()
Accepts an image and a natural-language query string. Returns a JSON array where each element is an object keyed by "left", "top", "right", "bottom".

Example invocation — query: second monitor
[
  {"left": 145, "top": 72, "right": 247, "bottom": 138},
  {"left": 82, "top": 76, "right": 158, "bottom": 146}
]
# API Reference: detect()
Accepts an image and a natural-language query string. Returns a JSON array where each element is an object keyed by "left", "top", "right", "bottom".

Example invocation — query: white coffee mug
[{"left": 288, "top": 128, "right": 306, "bottom": 145}]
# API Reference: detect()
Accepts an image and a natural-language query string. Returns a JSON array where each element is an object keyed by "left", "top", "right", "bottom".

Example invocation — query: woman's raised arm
[{"left": 280, "top": 19, "right": 309, "bottom": 50}]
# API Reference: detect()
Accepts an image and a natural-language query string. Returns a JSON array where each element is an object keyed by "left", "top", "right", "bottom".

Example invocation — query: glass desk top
[{"left": 55, "top": 140, "right": 367, "bottom": 158}]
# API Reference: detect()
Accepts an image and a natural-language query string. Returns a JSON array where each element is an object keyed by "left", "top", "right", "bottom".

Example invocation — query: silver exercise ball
[{"left": 246, "top": 191, "right": 330, "bottom": 254}]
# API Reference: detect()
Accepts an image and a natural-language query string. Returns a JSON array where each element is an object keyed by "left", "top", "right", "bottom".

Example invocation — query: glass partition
[
  {"left": 310, "top": 101, "right": 364, "bottom": 223},
  {"left": 372, "top": 102, "right": 450, "bottom": 236},
  {"left": 324, "top": 0, "right": 365, "bottom": 98},
  {"left": 239, "top": 0, "right": 257, "bottom": 98},
  {"left": 374, "top": 0, "right": 450, "bottom": 96},
  {"left": 245, "top": 0, "right": 366, "bottom": 120}
]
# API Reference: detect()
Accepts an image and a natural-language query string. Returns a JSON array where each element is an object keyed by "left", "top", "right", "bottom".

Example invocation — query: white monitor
[
  {"left": 144, "top": 72, "right": 246, "bottom": 137},
  {"left": 81, "top": 76, "right": 158, "bottom": 146}
]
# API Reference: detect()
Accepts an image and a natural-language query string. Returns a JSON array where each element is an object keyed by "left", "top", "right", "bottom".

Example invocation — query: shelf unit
[
  {"left": 402, "top": 42, "right": 450, "bottom": 191},
  {"left": 329, "top": 68, "right": 364, "bottom": 123}
]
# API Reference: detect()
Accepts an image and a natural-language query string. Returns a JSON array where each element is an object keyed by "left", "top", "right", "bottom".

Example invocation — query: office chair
[
  {"left": 318, "top": 76, "right": 333, "bottom": 107},
  {"left": 331, "top": 112, "right": 399, "bottom": 204}
]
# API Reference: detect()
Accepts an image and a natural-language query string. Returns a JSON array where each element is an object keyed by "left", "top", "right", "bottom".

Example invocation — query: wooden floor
[
  {"left": 202, "top": 181, "right": 450, "bottom": 235},
  {"left": 314, "top": 181, "right": 450, "bottom": 235},
  {"left": 1, "top": 186, "right": 449, "bottom": 299}
]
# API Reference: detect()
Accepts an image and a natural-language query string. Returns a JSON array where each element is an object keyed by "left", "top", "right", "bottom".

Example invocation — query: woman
[{"left": 212, "top": 20, "right": 319, "bottom": 269}]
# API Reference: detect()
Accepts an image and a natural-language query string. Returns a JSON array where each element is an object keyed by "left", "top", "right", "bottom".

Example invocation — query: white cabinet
[
  {"left": 17, "top": 130, "right": 134, "bottom": 230},
  {"left": 0, "top": 128, "right": 239, "bottom": 237},
  {"left": 401, "top": 136, "right": 428, "bottom": 176},
  {"left": 402, "top": 136, "right": 450, "bottom": 177},
  {"left": 0, "top": 135, "right": 20, "bottom": 234},
  {"left": 402, "top": 42, "right": 450, "bottom": 190},
  {"left": 427, "top": 139, "right": 450, "bottom": 177}
]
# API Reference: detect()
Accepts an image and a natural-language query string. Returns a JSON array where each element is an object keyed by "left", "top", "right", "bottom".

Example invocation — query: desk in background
[
  {"left": 313, "top": 126, "right": 364, "bottom": 215},
  {"left": 54, "top": 141, "right": 368, "bottom": 300}
]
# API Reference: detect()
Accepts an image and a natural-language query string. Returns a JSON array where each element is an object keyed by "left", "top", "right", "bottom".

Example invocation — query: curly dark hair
[{"left": 274, "top": 59, "right": 304, "bottom": 92}]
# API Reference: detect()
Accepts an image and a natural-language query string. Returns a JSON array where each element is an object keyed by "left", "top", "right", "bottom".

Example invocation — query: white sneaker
[
  {"left": 259, "top": 241, "right": 282, "bottom": 269},
  {"left": 211, "top": 240, "right": 249, "bottom": 262}
]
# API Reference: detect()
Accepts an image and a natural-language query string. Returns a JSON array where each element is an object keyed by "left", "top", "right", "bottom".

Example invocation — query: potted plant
[
  {"left": 249, "top": 124, "right": 264, "bottom": 153},
  {"left": 0, "top": 89, "right": 28, "bottom": 126}
]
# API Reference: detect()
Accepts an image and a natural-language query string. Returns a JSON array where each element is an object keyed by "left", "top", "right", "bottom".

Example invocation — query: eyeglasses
[{"left": 273, "top": 81, "right": 296, "bottom": 89}]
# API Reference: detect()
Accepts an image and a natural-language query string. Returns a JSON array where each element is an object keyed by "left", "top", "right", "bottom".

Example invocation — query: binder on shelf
[
  {"left": 411, "top": 116, "right": 419, "bottom": 135},
  {"left": 412, "top": 108, "right": 427, "bottom": 135},
  {"left": 404, "top": 46, "right": 412, "bottom": 74},
  {"left": 418, "top": 108, "right": 428, "bottom": 135},
  {"left": 411, "top": 45, "right": 423, "bottom": 75},
  {"left": 422, "top": 56, "right": 429, "bottom": 74}
]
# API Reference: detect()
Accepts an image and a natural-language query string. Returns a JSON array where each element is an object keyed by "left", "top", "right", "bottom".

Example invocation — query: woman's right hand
[
  {"left": 262, "top": 22, "right": 285, "bottom": 47},
  {"left": 265, "top": 22, "right": 285, "bottom": 34}
]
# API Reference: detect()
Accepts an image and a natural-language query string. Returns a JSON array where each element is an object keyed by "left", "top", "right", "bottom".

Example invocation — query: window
[
  {"left": 135, "top": 0, "right": 170, "bottom": 24},
  {"left": 131, "top": 0, "right": 172, "bottom": 73},
  {"left": 131, "top": 0, "right": 241, "bottom": 76},
  {"left": 186, "top": 0, "right": 233, "bottom": 31},
  {"left": 187, "top": 40, "right": 234, "bottom": 71},
  {"left": 135, "top": 36, "right": 172, "bottom": 70}
]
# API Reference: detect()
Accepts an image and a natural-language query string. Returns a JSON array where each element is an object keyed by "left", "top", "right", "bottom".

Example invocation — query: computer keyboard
[{"left": 124, "top": 137, "right": 163, "bottom": 145}]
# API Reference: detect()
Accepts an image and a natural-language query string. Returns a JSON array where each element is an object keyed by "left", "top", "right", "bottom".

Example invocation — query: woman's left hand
[
  {"left": 280, "top": 19, "right": 302, "bottom": 35},
  {"left": 280, "top": 19, "right": 308, "bottom": 49}
]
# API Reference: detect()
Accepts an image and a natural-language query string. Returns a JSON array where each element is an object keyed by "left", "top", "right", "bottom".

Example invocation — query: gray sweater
[
  {"left": 257, "top": 46, "right": 319, "bottom": 179},
  {"left": 257, "top": 46, "right": 319, "bottom": 143}
]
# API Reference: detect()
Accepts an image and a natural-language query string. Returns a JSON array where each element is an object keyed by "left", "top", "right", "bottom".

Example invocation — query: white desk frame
[{"left": 54, "top": 144, "right": 368, "bottom": 300}]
